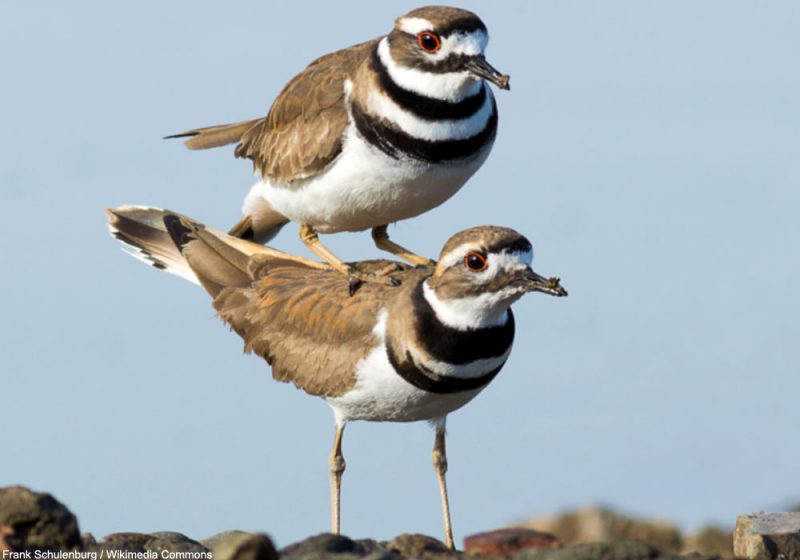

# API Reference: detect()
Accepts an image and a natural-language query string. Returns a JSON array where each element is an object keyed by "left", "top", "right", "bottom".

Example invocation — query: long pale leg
[
  {"left": 371, "top": 225, "right": 435, "bottom": 267},
  {"left": 300, "top": 225, "right": 399, "bottom": 294},
  {"left": 432, "top": 421, "right": 455, "bottom": 549},
  {"left": 329, "top": 422, "right": 346, "bottom": 534}
]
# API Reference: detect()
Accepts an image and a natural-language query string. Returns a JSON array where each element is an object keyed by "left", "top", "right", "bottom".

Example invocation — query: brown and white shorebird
[
  {"left": 167, "top": 6, "right": 509, "bottom": 288},
  {"left": 106, "top": 206, "right": 565, "bottom": 549}
]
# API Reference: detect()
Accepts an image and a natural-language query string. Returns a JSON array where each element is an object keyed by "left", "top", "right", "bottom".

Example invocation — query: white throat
[{"left": 422, "top": 280, "right": 511, "bottom": 331}]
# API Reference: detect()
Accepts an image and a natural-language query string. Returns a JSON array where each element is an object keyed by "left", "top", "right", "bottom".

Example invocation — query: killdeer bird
[
  {"left": 105, "top": 206, "right": 565, "bottom": 549},
  {"left": 167, "top": 6, "right": 509, "bottom": 288}
]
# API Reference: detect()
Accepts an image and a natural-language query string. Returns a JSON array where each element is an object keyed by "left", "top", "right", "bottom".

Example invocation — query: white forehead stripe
[
  {"left": 439, "top": 243, "right": 533, "bottom": 271},
  {"left": 397, "top": 17, "right": 435, "bottom": 35}
]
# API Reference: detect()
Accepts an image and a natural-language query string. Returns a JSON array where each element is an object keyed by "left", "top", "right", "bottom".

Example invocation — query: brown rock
[
  {"left": 0, "top": 486, "right": 81, "bottom": 551},
  {"left": 733, "top": 513, "right": 800, "bottom": 560},
  {"left": 464, "top": 528, "right": 561, "bottom": 558},
  {"left": 387, "top": 533, "right": 458, "bottom": 558},
  {"left": 520, "top": 507, "right": 683, "bottom": 553},
  {"left": 1, "top": 525, "right": 13, "bottom": 552},
  {"left": 511, "top": 539, "right": 671, "bottom": 560},
  {"left": 682, "top": 525, "right": 732, "bottom": 558}
]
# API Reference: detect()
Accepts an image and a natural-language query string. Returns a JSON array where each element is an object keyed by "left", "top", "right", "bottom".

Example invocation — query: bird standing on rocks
[
  {"left": 106, "top": 206, "right": 566, "bottom": 549},
  {"left": 167, "top": 6, "right": 509, "bottom": 288}
]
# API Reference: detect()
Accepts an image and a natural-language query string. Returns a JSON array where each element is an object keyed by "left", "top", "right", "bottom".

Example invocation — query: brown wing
[
  {"left": 212, "top": 262, "right": 427, "bottom": 398},
  {"left": 170, "top": 38, "right": 380, "bottom": 184}
]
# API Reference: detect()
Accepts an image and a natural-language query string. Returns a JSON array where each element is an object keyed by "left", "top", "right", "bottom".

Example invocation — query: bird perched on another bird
[
  {"left": 167, "top": 6, "right": 510, "bottom": 288},
  {"left": 106, "top": 206, "right": 566, "bottom": 549}
]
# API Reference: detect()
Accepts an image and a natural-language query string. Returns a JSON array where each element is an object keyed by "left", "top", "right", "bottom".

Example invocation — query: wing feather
[
  {"left": 169, "top": 38, "right": 380, "bottom": 184},
  {"left": 213, "top": 262, "right": 426, "bottom": 397}
]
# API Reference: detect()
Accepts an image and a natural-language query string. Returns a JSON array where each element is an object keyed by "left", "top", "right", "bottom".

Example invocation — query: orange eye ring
[
  {"left": 417, "top": 31, "right": 441, "bottom": 53},
  {"left": 464, "top": 251, "right": 488, "bottom": 272}
]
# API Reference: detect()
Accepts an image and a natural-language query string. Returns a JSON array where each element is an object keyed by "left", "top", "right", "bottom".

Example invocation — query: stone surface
[
  {"left": 0, "top": 486, "right": 81, "bottom": 551},
  {"left": 733, "top": 512, "right": 800, "bottom": 560},
  {"left": 210, "top": 531, "right": 279, "bottom": 560},
  {"left": 521, "top": 507, "right": 683, "bottom": 553},
  {"left": 145, "top": 531, "right": 208, "bottom": 554},
  {"left": 682, "top": 525, "right": 732, "bottom": 557},
  {"left": 464, "top": 528, "right": 561, "bottom": 558},
  {"left": 279, "top": 533, "right": 381, "bottom": 559},
  {"left": 511, "top": 540, "right": 672, "bottom": 560},
  {"left": 92, "top": 531, "right": 150, "bottom": 552},
  {"left": 85, "top": 531, "right": 209, "bottom": 555},
  {"left": 386, "top": 534, "right": 458, "bottom": 558},
  {"left": 202, "top": 530, "right": 252, "bottom": 550}
]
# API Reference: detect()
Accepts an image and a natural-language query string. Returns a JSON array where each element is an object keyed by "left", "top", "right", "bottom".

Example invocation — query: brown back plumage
[
  {"left": 214, "top": 261, "right": 429, "bottom": 397},
  {"left": 110, "top": 209, "right": 430, "bottom": 398},
  {"left": 168, "top": 38, "right": 379, "bottom": 183}
]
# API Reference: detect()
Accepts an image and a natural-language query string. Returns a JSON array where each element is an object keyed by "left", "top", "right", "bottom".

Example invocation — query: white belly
[
  {"left": 325, "top": 310, "right": 489, "bottom": 423},
  {"left": 325, "top": 341, "right": 486, "bottom": 423},
  {"left": 249, "top": 122, "right": 492, "bottom": 233}
]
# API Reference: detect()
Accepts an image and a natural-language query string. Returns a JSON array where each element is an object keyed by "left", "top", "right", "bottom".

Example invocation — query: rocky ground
[{"left": 0, "top": 486, "right": 741, "bottom": 560}]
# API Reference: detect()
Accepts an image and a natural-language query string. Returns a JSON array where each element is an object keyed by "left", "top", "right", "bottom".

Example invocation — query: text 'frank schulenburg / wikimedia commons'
[{"left": 2, "top": 551, "right": 213, "bottom": 560}]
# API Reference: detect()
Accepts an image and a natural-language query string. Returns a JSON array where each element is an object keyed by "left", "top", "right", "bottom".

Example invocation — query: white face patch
[
  {"left": 423, "top": 280, "right": 517, "bottom": 330},
  {"left": 433, "top": 30, "right": 488, "bottom": 60},
  {"left": 378, "top": 37, "right": 483, "bottom": 101},
  {"left": 427, "top": 243, "right": 533, "bottom": 330}
]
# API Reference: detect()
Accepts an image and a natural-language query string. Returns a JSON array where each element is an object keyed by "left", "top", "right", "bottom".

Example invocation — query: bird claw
[
  {"left": 347, "top": 276, "right": 364, "bottom": 297},
  {"left": 346, "top": 270, "right": 402, "bottom": 296}
]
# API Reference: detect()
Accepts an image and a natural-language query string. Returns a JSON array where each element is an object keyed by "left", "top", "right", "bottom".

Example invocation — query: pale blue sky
[{"left": 1, "top": 0, "right": 799, "bottom": 548}]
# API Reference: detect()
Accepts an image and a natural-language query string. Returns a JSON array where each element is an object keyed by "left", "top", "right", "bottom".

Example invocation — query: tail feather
[
  {"left": 106, "top": 206, "right": 329, "bottom": 295},
  {"left": 162, "top": 214, "right": 251, "bottom": 296},
  {"left": 106, "top": 206, "right": 200, "bottom": 285},
  {"left": 164, "top": 118, "right": 264, "bottom": 151}
]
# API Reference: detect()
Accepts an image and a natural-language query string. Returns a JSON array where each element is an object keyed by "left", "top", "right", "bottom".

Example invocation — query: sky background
[{"left": 2, "top": 0, "right": 799, "bottom": 548}]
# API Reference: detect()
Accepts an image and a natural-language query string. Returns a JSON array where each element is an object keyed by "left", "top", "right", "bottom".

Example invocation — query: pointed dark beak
[
  {"left": 520, "top": 268, "right": 568, "bottom": 297},
  {"left": 464, "top": 55, "right": 510, "bottom": 90}
]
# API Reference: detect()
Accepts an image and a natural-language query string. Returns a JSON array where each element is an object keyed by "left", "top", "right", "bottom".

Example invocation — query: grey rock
[
  {"left": 146, "top": 531, "right": 208, "bottom": 554},
  {"left": 91, "top": 532, "right": 151, "bottom": 553},
  {"left": 209, "top": 531, "right": 278, "bottom": 560},
  {"left": 280, "top": 533, "right": 393, "bottom": 559},
  {"left": 0, "top": 485, "right": 81, "bottom": 551},
  {"left": 354, "top": 538, "right": 402, "bottom": 560},
  {"left": 81, "top": 533, "right": 97, "bottom": 547},
  {"left": 201, "top": 530, "right": 252, "bottom": 550},
  {"left": 733, "top": 513, "right": 800, "bottom": 560},
  {"left": 386, "top": 533, "right": 458, "bottom": 559}
]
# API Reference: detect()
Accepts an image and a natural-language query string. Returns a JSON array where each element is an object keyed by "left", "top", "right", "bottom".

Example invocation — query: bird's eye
[
  {"left": 464, "top": 251, "right": 488, "bottom": 272},
  {"left": 417, "top": 31, "right": 441, "bottom": 53}
]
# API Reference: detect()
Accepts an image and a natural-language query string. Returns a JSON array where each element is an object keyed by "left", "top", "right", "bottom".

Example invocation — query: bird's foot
[{"left": 347, "top": 268, "right": 401, "bottom": 296}]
